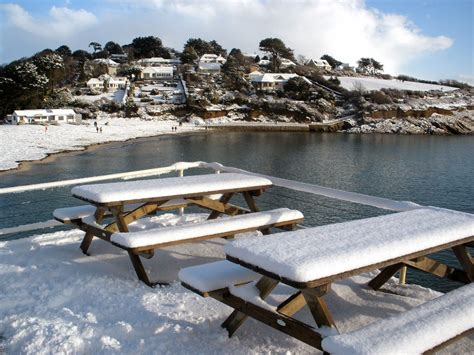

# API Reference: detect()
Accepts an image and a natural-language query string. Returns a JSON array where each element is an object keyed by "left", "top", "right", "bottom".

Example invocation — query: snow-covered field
[
  {"left": 0, "top": 118, "right": 200, "bottom": 171},
  {"left": 332, "top": 76, "right": 459, "bottom": 92},
  {"left": 1, "top": 212, "right": 472, "bottom": 354}
]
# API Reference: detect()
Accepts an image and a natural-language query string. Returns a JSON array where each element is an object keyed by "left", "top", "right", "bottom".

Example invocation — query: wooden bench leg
[
  {"left": 80, "top": 233, "right": 94, "bottom": 255},
  {"left": 368, "top": 263, "right": 404, "bottom": 290},
  {"left": 208, "top": 193, "right": 234, "bottom": 220},
  {"left": 127, "top": 252, "right": 167, "bottom": 288},
  {"left": 222, "top": 276, "right": 278, "bottom": 336},
  {"left": 277, "top": 291, "right": 306, "bottom": 316},
  {"left": 79, "top": 207, "right": 105, "bottom": 255},
  {"left": 404, "top": 257, "right": 470, "bottom": 284},
  {"left": 452, "top": 245, "right": 473, "bottom": 281},
  {"left": 302, "top": 286, "right": 337, "bottom": 329},
  {"left": 243, "top": 191, "right": 260, "bottom": 212}
]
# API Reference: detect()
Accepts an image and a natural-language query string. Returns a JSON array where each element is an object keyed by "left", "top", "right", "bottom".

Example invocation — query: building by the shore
[{"left": 7, "top": 109, "right": 82, "bottom": 125}]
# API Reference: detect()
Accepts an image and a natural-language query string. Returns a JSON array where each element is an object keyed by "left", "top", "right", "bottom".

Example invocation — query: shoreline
[{"left": 0, "top": 129, "right": 202, "bottom": 177}]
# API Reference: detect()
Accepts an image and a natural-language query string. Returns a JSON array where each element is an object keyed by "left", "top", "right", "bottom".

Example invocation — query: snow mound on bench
[
  {"left": 71, "top": 173, "right": 272, "bottom": 203},
  {"left": 112, "top": 208, "right": 303, "bottom": 248},
  {"left": 225, "top": 207, "right": 474, "bottom": 283},
  {"left": 179, "top": 260, "right": 259, "bottom": 293},
  {"left": 322, "top": 283, "right": 474, "bottom": 354}
]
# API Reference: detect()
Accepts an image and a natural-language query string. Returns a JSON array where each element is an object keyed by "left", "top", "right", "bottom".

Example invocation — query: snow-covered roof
[
  {"left": 93, "top": 58, "right": 119, "bottom": 66},
  {"left": 258, "top": 59, "right": 271, "bottom": 66},
  {"left": 87, "top": 78, "right": 103, "bottom": 84},
  {"left": 199, "top": 54, "right": 226, "bottom": 64},
  {"left": 225, "top": 207, "right": 474, "bottom": 283},
  {"left": 280, "top": 58, "right": 296, "bottom": 67},
  {"left": 109, "top": 77, "right": 128, "bottom": 84},
  {"left": 251, "top": 73, "right": 305, "bottom": 83},
  {"left": 13, "top": 109, "right": 77, "bottom": 117},
  {"left": 141, "top": 66, "right": 173, "bottom": 74}
]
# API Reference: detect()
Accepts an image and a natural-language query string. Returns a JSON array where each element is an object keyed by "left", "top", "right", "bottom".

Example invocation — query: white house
[
  {"left": 280, "top": 58, "right": 296, "bottom": 68},
  {"left": 250, "top": 73, "right": 310, "bottom": 91},
  {"left": 336, "top": 63, "right": 356, "bottom": 72},
  {"left": 7, "top": 109, "right": 82, "bottom": 125},
  {"left": 248, "top": 70, "right": 264, "bottom": 81},
  {"left": 93, "top": 58, "right": 119, "bottom": 75},
  {"left": 108, "top": 77, "right": 128, "bottom": 89},
  {"left": 199, "top": 54, "right": 227, "bottom": 64},
  {"left": 306, "top": 59, "right": 332, "bottom": 71},
  {"left": 137, "top": 57, "right": 181, "bottom": 66},
  {"left": 140, "top": 66, "right": 174, "bottom": 79},
  {"left": 87, "top": 78, "right": 104, "bottom": 90}
]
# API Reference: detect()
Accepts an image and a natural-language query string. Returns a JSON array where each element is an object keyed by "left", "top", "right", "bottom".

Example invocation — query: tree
[
  {"left": 320, "top": 54, "right": 342, "bottom": 69},
  {"left": 254, "top": 55, "right": 260, "bottom": 63},
  {"left": 259, "top": 38, "right": 294, "bottom": 72},
  {"left": 55, "top": 45, "right": 72, "bottom": 57},
  {"left": 180, "top": 46, "right": 199, "bottom": 64},
  {"left": 183, "top": 38, "right": 226, "bottom": 57},
  {"left": 130, "top": 36, "right": 170, "bottom": 59},
  {"left": 104, "top": 41, "right": 124, "bottom": 55},
  {"left": 72, "top": 50, "right": 92, "bottom": 61},
  {"left": 33, "top": 53, "right": 64, "bottom": 93},
  {"left": 89, "top": 42, "right": 102, "bottom": 53},
  {"left": 284, "top": 76, "right": 312, "bottom": 100},
  {"left": 357, "top": 57, "right": 384, "bottom": 74},
  {"left": 209, "top": 40, "right": 227, "bottom": 56}
]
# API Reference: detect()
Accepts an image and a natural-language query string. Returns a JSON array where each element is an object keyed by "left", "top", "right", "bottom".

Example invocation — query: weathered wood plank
[
  {"left": 404, "top": 257, "right": 470, "bottom": 284},
  {"left": 452, "top": 245, "right": 473, "bottom": 281},
  {"left": 302, "top": 287, "right": 337, "bottom": 329},
  {"left": 79, "top": 207, "right": 105, "bottom": 255},
  {"left": 368, "top": 263, "right": 404, "bottom": 290}
]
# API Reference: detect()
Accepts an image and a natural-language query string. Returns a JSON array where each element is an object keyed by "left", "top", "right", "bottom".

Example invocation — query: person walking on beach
[
  {"left": 44, "top": 125, "right": 48, "bottom": 133},
  {"left": 100, "top": 127, "right": 103, "bottom": 133},
  {"left": 96, "top": 126, "right": 99, "bottom": 133}
]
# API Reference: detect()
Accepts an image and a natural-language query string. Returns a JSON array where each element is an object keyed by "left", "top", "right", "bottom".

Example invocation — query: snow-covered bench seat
[
  {"left": 83, "top": 208, "right": 303, "bottom": 287},
  {"left": 322, "top": 283, "right": 474, "bottom": 354},
  {"left": 179, "top": 260, "right": 260, "bottom": 297},
  {"left": 53, "top": 199, "right": 188, "bottom": 224},
  {"left": 111, "top": 208, "right": 303, "bottom": 251},
  {"left": 181, "top": 207, "right": 473, "bottom": 351}
]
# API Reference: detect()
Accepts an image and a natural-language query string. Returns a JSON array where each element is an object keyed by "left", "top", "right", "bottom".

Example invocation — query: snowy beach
[
  {"left": 0, "top": 118, "right": 200, "bottom": 171},
  {"left": 1, "top": 212, "right": 472, "bottom": 354}
]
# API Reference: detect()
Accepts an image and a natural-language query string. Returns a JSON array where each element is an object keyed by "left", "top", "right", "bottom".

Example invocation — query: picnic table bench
[
  {"left": 180, "top": 207, "right": 474, "bottom": 353},
  {"left": 54, "top": 173, "right": 304, "bottom": 286}
]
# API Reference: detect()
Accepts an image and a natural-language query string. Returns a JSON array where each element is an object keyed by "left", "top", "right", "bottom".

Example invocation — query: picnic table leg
[
  {"left": 80, "top": 207, "right": 106, "bottom": 255},
  {"left": 222, "top": 276, "right": 278, "bottom": 336},
  {"left": 243, "top": 191, "right": 260, "bottom": 212},
  {"left": 302, "top": 286, "right": 337, "bottom": 329},
  {"left": 277, "top": 291, "right": 306, "bottom": 316},
  {"left": 368, "top": 263, "right": 404, "bottom": 290},
  {"left": 207, "top": 193, "right": 234, "bottom": 220},
  {"left": 452, "top": 245, "right": 473, "bottom": 281},
  {"left": 127, "top": 251, "right": 159, "bottom": 287}
]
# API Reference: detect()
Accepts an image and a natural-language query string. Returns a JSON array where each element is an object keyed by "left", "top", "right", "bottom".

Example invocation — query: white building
[
  {"left": 140, "top": 66, "right": 174, "bottom": 80},
  {"left": 198, "top": 62, "right": 222, "bottom": 73},
  {"left": 86, "top": 78, "right": 104, "bottom": 90},
  {"left": 108, "top": 77, "right": 128, "bottom": 90},
  {"left": 258, "top": 58, "right": 295, "bottom": 68},
  {"left": 250, "top": 73, "right": 310, "bottom": 91},
  {"left": 306, "top": 59, "right": 332, "bottom": 71},
  {"left": 137, "top": 57, "right": 181, "bottom": 66},
  {"left": 7, "top": 109, "right": 82, "bottom": 125},
  {"left": 93, "top": 58, "right": 119, "bottom": 75},
  {"left": 199, "top": 54, "right": 227, "bottom": 64}
]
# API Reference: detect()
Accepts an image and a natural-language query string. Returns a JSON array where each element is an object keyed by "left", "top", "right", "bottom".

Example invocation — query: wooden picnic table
[
  {"left": 181, "top": 207, "right": 474, "bottom": 352},
  {"left": 56, "top": 172, "right": 302, "bottom": 286}
]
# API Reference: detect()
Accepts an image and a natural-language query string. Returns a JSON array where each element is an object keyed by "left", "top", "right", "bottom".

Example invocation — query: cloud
[
  {"left": 1, "top": 0, "right": 453, "bottom": 75},
  {"left": 0, "top": 3, "right": 97, "bottom": 38}
]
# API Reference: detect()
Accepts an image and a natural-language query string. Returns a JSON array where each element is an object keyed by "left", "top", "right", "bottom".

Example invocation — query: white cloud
[
  {"left": 0, "top": 3, "right": 97, "bottom": 38},
  {"left": 1, "top": 0, "right": 454, "bottom": 75}
]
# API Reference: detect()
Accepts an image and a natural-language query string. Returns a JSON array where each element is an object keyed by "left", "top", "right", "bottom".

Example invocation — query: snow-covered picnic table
[
  {"left": 180, "top": 207, "right": 474, "bottom": 353},
  {"left": 54, "top": 173, "right": 304, "bottom": 286}
]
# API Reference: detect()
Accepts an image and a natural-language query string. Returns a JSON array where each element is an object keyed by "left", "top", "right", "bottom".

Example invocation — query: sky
[{"left": 0, "top": 0, "right": 473, "bottom": 84}]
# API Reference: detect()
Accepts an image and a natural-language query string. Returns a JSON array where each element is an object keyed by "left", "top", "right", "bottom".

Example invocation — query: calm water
[{"left": 1, "top": 132, "right": 473, "bottom": 292}]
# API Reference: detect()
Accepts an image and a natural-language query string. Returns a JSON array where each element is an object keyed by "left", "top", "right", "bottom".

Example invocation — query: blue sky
[{"left": 1, "top": 0, "right": 473, "bottom": 84}]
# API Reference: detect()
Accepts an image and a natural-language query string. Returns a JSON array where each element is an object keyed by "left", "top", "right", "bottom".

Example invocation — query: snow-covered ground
[
  {"left": 1, "top": 212, "right": 472, "bottom": 354},
  {"left": 0, "top": 118, "right": 200, "bottom": 171},
  {"left": 74, "top": 89, "right": 126, "bottom": 103},
  {"left": 332, "top": 76, "right": 459, "bottom": 92}
]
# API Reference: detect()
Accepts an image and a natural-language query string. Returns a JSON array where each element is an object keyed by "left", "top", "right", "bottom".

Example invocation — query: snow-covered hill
[{"left": 332, "top": 76, "right": 458, "bottom": 92}]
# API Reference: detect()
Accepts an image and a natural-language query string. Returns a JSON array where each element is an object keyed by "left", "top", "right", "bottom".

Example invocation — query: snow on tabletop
[
  {"left": 71, "top": 173, "right": 272, "bottom": 204},
  {"left": 322, "top": 283, "right": 474, "bottom": 355},
  {"left": 178, "top": 260, "right": 259, "bottom": 293},
  {"left": 229, "top": 282, "right": 276, "bottom": 312},
  {"left": 225, "top": 207, "right": 474, "bottom": 283},
  {"left": 111, "top": 208, "right": 303, "bottom": 248}
]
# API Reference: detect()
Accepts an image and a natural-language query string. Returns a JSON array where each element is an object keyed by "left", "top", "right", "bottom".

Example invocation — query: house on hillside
[
  {"left": 198, "top": 62, "right": 222, "bottom": 73},
  {"left": 139, "top": 66, "right": 174, "bottom": 80},
  {"left": 93, "top": 58, "right": 119, "bottom": 75},
  {"left": 87, "top": 78, "right": 104, "bottom": 91},
  {"left": 137, "top": 57, "right": 181, "bottom": 66},
  {"left": 7, "top": 109, "right": 82, "bottom": 125},
  {"left": 306, "top": 59, "right": 332, "bottom": 71},
  {"left": 199, "top": 54, "right": 227, "bottom": 64},
  {"left": 280, "top": 58, "right": 296, "bottom": 68},
  {"left": 250, "top": 73, "right": 310, "bottom": 91},
  {"left": 108, "top": 77, "right": 128, "bottom": 90},
  {"left": 336, "top": 63, "right": 356, "bottom": 72}
]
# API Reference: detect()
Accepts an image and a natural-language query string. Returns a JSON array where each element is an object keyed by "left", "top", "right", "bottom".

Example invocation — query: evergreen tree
[{"left": 259, "top": 38, "right": 294, "bottom": 72}]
